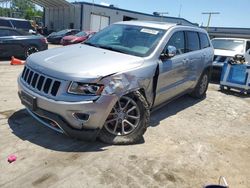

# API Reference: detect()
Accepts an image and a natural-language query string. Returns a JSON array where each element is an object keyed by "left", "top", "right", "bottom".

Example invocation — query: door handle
[{"left": 182, "top": 59, "right": 189, "bottom": 65}]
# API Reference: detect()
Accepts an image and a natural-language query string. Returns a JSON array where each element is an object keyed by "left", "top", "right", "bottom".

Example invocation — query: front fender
[{"left": 98, "top": 63, "right": 158, "bottom": 107}]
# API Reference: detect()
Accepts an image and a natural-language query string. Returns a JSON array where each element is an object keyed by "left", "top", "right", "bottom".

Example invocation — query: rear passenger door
[
  {"left": 155, "top": 31, "right": 191, "bottom": 106},
  {"left": 0, "top": 29, "right": 12, "bottom": 57},
  {"left": 185, "top": 31, "right": 203, "bottom": 86},
  {"left": 0, "top": 29, "right": 23, "bottom": 57}
]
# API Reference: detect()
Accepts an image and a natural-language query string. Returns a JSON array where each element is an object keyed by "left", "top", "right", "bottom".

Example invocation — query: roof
[
  {"left": 30, "top": 0, "right": 72, "bottom": 8},
  {"left": 0, "top": 17, "right": 29, "bottom": 21},
  {"left": 116, "top": 21, "right": 177, "bottom": 30},
  {"left": 211, "top": 38, "right": 250, "bottom": 41},
  {"left": 0, "top": 26, "right": 14, "bottom": 29},
  {"left": 115, "top": 21, "right": 204, "bottom": 33}
]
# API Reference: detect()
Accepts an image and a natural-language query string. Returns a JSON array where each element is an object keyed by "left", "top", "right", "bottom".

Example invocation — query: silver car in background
[
  {"left": 212, "top": 38, "right": 250, "bottom": 74},
  {"left": 18, "top": 21, "right": 213, "bottom": 144}
]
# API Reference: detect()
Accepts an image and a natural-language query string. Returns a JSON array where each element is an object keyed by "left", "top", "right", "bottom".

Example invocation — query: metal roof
[{"left": 30, "top": 0, "right": 72, "bottom": 8}]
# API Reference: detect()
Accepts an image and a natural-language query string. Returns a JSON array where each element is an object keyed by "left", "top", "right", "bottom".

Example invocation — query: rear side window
[
  {"left": 11, "top": 20, "right": 33, "bottom": 30},
  {"left": 166, "top": 31, "right": 185, "bottom": 55},
  {"left": 0, "top": 29, "right": 21, "bottom": 37},
  {"left": 186, "top": 31, "right": 200, "bottom": 52},
  {"left": 0, "top": 29, "right": 10, "bottom": 37},
  {"left": 8, "top": 30, "right": 21, "bottom": 36},
  {"left": 0, "top": 19, "right": 12, "bottom": 27},
  {"left": 199, "top": 33, "right": 210, "bottom": 49}
]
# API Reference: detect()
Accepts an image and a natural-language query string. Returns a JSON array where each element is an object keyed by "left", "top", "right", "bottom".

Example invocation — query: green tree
[{"left": 11, "top": 0, "right": 42, "bottom": 20}]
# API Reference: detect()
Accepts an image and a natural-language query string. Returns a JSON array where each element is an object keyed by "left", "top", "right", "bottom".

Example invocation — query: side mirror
[{"left": 161, "top": 45, "right": 177, "bottom": 59}]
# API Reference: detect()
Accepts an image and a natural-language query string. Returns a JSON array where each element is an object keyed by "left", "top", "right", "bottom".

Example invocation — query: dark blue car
[
  {"left": 47, "top": 29, "right": 80, "bottom": 44},
  {"left": 0, "top": 27, "right": 48, "bottom": 59}
]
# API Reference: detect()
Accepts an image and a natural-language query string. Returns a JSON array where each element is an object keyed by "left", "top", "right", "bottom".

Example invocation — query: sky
[{"left": 69, "top": 0, "right": 250, "bottom": 28}]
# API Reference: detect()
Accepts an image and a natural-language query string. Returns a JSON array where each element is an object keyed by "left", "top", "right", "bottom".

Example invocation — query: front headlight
[{"left": 68, "top": 82, "right": 104, "bottom": 95}]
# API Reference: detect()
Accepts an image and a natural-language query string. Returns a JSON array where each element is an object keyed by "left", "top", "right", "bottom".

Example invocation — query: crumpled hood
[
  {"left": 214, "top": 49, "right": 243, "bottom": 57},
  {"left": 26, "top": 44, "right": 144, "bottom": 82}
]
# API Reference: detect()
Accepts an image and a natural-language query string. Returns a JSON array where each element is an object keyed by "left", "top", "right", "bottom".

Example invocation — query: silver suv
[{"left": 18, "top": 21, "right": 213, "bottom": 144}]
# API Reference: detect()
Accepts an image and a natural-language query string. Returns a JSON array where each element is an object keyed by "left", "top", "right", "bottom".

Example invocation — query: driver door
[{"left": 154, "top": 31, "right": 190, "bottom": 106}]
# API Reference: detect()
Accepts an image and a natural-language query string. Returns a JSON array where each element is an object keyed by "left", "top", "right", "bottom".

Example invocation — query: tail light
[{"left": 41, "top": 38, "right": 48, "bottom": 44}]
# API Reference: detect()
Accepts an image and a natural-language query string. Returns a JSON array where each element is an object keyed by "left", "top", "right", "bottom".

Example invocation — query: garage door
[{"left": 90, "top": 14, "right": 110, "bottom": 32}]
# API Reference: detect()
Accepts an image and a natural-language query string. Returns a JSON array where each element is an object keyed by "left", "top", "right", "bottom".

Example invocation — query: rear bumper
[
  {"left": 61, "top": 40, "right": 78, "bottom": 46},
  {"left": 40, "top": 43, "right": 48, "bottom": 51},
  {"left": 18, "top": 76, "right": 118, "bottom": 140},
  {"left": 47, "top": 38, "right": 61, "bottom": 44}
]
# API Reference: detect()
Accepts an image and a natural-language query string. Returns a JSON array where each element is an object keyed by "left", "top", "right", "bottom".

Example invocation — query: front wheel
[
  {"left": 99, "top": 91, "right": 150, "bottom": 145},
  {"left": 190, "top": 70, "right": 209, "bottom": 99},
  {"left": 24, "top": 46, "right": 39, "bottom": 58}
]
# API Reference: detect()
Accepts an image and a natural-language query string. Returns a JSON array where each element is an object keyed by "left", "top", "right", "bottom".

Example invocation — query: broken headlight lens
[{"left": 68, "top": 82, "right": 104, "bottom": 95}]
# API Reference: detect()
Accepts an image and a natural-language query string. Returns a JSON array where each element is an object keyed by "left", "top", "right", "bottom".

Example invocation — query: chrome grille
[{"left": 21, "top": 66, "right": 61, "bottom": 97}]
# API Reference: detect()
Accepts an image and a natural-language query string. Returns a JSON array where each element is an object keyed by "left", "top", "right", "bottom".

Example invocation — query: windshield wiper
[
  {"left": 98, "top": 45, "right": 128, "bottom": 54},
  {"left": 217, "top": 48, "right": 234, "bottom": 51},
  {"left": 84, "top": 42, "right": 99, "bottom": 47},
  {"left": 84, "top": 43, "right": 129, "bottom": 54}
]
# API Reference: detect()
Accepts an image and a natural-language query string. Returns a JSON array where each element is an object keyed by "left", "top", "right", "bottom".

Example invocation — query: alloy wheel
[
  {"left": 104, "top": 96, "right": 140, "bottom": 136},
  {"left": 199, "top": 74, "right": 208, "bottom": 95},
  {"left": 26, "top": 46, "right": 39, "bottom": 57}
]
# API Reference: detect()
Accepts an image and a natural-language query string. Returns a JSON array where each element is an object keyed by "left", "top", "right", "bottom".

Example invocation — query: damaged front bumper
[{"left": 18, "top": 76, "right": 118, "bottom": 141}]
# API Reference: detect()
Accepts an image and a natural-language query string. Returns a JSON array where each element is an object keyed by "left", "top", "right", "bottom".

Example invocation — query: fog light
[{"left": 72, "top": 113, "right": 89, "bottom": 121}]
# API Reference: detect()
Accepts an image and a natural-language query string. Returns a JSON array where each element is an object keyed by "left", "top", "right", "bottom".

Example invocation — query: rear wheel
[
  {"left": 190, "top": 70, "right": 209, "bottom": 99},
  {"left": 99, "top": 91, "right": 149, "bottom": 145},
  {"left": 25, "top": 46, "right": 39, "bottom": 58}
]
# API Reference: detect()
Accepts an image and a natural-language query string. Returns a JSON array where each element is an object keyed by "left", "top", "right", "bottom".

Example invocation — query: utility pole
[{"left": 202, "top": 12, "right": 220, "bottom": 31}]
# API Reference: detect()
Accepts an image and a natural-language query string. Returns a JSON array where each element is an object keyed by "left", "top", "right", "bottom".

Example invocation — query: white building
[{"left": 31, "top": 0, "right": 197, "bottom": 32}]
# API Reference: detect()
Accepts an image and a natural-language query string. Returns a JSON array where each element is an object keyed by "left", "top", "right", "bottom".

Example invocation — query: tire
[
  {"left": 24, "top": 46, "right": 39, "bottom": 58},
  {"left": 220, "top": 85, "right": 225, "bottom": 91},
  {"left": 98, "top": 91, "right": 150, "bottom": 145},
  {"left": 190, "top": 70, "right": 209, "bottom": 99}
]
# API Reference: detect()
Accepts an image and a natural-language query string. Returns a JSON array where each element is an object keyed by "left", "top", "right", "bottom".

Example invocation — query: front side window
[
  {"left": 211, "top": 39, "right": 244, "bottom": 53},
  {"left": 166, "top": 31, "right": 185, "bottom": 55},
  {"left": 8, "top": 30, "right": 20, "bottom": 36},
  {"left": 186, "top": 31, "right": 200, "bottom": 52},
  {"left": 85, "top": 24, "right": 166, "bottom": 57}
]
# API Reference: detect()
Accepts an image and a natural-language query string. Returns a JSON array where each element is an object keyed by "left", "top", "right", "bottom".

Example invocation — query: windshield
[
  {"left": 212, "top": 39, "right": 245, "bottom": 53},
  {"left": 75, "top": 31, "right": 87, "bottom": 37},
  {"left": 84, "top": 24, "right": 166, "bottom": 57},
  {"left": 55, "top": 29, "right": 69, "bottom": 35}
]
